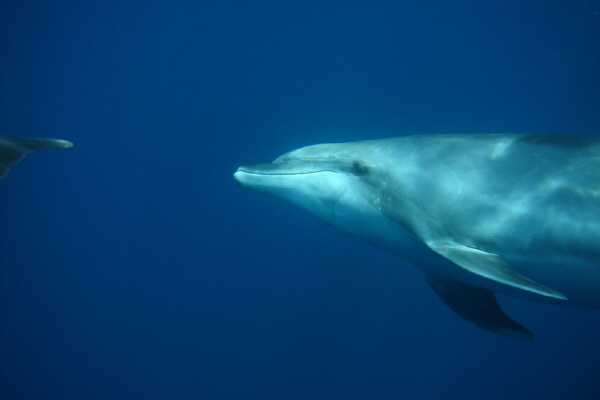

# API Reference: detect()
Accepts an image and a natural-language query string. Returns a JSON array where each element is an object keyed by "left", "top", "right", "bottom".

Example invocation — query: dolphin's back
[
  {"left": 0, "top": 136, "right": 73, "bottom": 178},
  {"left": 400, "top": 135, "right": 600, "bottom": 243},
  {"left": 387, "top": 134, "right": 600, "bottom": 247}
]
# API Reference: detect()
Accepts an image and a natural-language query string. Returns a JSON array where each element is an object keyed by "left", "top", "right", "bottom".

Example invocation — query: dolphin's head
[{"left": 234, "top": 139, "right": 406, "bottom": 245}]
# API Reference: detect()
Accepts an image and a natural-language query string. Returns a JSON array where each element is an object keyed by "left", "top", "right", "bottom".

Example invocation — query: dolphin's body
[
  {"left": 234, "top": 134, "right": 600, "bottom": 339},
  {"left": 0, "top": 136, "right": 72, "bottom": 179}
]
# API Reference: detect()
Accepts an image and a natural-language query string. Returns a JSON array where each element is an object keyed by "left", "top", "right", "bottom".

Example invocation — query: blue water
[{"left": 1, "top": 1, "right": 599, "bottom": 399}]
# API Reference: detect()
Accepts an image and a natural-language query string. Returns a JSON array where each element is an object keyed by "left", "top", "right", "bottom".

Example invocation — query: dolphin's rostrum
[{"left": 235, "top": 134, "right": 600, "bottom": 339}]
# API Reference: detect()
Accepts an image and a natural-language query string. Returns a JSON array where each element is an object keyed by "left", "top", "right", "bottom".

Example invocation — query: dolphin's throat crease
[{"left": 235, "top": 134, "right": 600, "bottom": 339}]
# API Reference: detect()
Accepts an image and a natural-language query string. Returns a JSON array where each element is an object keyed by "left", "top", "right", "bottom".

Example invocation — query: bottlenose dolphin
[
  {"left": 0, "top": 136, "right": 73, "bottom": 179},
  {"left": 234, "top": 134, "right": 600, "bottom": 339}
]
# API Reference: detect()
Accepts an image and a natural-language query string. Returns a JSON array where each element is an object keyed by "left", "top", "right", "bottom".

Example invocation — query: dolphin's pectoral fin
[
  {"left": 427, "top": 240, "right": 567, "bottom": 300},
  {"left": 426, "top": 275, "right": 534, "bottom": 340}
]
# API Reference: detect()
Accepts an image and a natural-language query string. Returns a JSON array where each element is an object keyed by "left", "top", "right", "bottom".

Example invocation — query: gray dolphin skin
[
  {"left": 234, "top": 134, "right": 600, "bottom": 339},
  {"left": 0, "top": 135, "right": 73, "bottom": 179}
]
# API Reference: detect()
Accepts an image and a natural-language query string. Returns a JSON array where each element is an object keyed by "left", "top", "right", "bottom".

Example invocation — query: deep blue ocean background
[{"left": 1, "top": 1, "right": 599, "bottom": 399}]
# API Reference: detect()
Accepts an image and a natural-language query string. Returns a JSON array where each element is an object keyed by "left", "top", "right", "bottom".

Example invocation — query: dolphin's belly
[
  {"left": 345, "top": 200, "right": 600, "bottom": 308},
  {"left": 445, "top": 228, "right": 600, "bottom": 308},
  {"left": 406, "top": 246, "right": 600, "bottom": 308},
  {"left": 492, "top": 210, "right": 600, "bottom": 306},
  {"left": 427, "top": 182, "right": 600, "bottom": 307}
]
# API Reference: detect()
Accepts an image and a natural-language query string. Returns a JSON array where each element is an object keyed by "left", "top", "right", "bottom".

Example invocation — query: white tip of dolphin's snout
[
  {"left": 234, "top": 165, "right": 267, "bottom": 189},
  {"left": 233, "top": 169, "right": 246, "bottom": 187}
]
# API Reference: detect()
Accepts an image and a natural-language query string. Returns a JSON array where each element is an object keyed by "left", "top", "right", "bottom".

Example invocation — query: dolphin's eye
[{"left": 351, "top": 160, "right": 370, "bottom": 176}]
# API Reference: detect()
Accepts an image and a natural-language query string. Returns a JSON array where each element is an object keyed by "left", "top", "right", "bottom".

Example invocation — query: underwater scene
[{"left": 1, "top": 1, "right": 600, "bottom": 399}]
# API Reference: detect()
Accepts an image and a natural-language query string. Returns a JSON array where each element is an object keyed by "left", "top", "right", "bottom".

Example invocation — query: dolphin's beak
[
  {"left": 234, "top": 164, "right": 276, "bottom": 190},
  {"left": 236, "top": 163, "right": 291, "bottom": 175},
  {"left": 234, "top": 161, "right": 339, "bottom": 192}
]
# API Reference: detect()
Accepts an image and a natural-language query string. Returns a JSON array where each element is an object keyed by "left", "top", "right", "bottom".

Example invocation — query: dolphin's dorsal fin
[
  {"left": 426, "top": 275, "right": 534, "bottom": 339},
  {"left": 427, "top": 240, "right": 567, "bottom": 300},
  {"left": 0, "top": 136, "right": 73, "bottom": 178}
]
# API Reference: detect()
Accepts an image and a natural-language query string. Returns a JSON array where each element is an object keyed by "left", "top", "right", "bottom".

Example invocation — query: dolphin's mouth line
[
  {"left": 237, "top": 165, "right": 339, "bottom": 176},
  {"left": 239, "top": 170, "right": 338, "bottom": 176}
]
